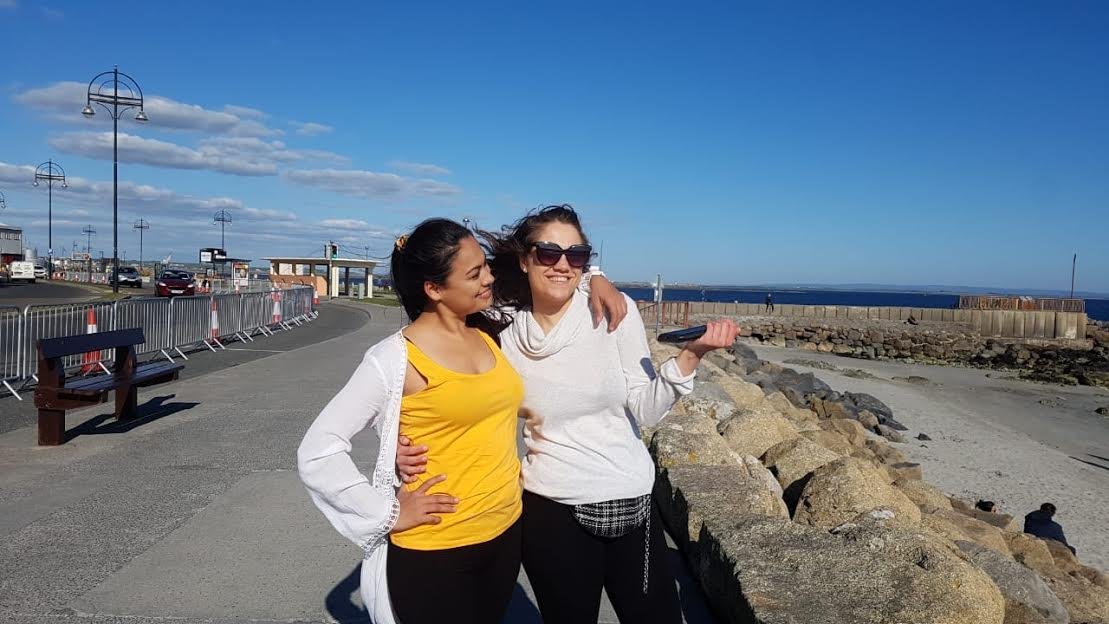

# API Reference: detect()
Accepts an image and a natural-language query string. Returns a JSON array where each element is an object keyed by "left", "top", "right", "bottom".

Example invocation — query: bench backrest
[{"left": 37, "top": 327, "right": 146, "bottom": 360}]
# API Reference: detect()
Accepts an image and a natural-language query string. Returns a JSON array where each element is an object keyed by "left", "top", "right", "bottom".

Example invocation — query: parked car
[
  {"left": 10, "top": 261, "right": 36, "bottom": 283},
  {"left": 33, "top": 265, "right": 47, "bottom": 279},
  {"left": 155, "top": 270, "right": 196, "bottom": 297},
  {"left": 110, "top": 266, "right": 144, "bottom": 288}
]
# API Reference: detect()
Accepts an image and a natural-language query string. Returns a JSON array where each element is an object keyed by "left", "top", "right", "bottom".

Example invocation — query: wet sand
[{"left": 748, "top": 342, "right": 1109, "bottom": 572}]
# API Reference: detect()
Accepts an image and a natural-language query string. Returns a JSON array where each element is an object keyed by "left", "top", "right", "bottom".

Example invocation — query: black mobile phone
[{"left": 657, "top": 325, "right": 707, "bottom": 343}]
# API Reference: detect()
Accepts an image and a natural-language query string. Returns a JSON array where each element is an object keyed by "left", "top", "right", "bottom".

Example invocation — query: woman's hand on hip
[
  {"left": 396, "top": 435, "right": 428, "bottom": 484},
  {"left": 392, "top": 474, "right": 459, "bottom": 533}
]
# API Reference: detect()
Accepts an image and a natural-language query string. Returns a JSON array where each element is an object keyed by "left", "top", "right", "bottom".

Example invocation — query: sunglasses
[{"left": 532, "top": 242, "right": 593, "bottom": 269}]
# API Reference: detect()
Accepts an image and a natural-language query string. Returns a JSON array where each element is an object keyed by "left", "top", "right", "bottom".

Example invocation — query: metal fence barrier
[{"left": 0, "top": 285, "right": 316, "bottom": 401}]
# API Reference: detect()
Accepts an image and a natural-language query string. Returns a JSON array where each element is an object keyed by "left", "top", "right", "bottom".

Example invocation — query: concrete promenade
[{"left": 0, "top": 302, "right": 714, "bottom": 624}]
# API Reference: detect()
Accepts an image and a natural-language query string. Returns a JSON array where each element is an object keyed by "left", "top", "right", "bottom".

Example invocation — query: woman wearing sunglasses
[{"left": 399, "top": 205, "right": 738, "bottom": 623}]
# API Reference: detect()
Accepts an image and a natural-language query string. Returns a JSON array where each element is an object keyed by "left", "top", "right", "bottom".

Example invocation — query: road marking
[{"left": 222, "top": 348, "right": 287, "bottom": 353}]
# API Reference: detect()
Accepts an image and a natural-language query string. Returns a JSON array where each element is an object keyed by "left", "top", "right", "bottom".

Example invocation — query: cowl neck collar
[{"left": 508, "top": 290, "right": 590, "bottom": 358}]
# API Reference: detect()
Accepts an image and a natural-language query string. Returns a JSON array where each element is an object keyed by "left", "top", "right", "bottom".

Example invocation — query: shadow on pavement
[
  {"left": 503, "top": 583, "right": 542, "bottom": 623},
  {"left": 64, "top": 394, "right": 199, "bottom": 443},
  {"left": 325, "top": 563, "right": 366, "bottom": 623}
]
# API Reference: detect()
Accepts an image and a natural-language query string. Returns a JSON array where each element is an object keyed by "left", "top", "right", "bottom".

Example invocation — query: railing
[
  {"left": 0, "top": 285, "right": 317, "bottom": 401},
  {"left": 958, "top": 295, "right": 1085, "bottom": 313},
  {"left": 636, "top": 300, "right": 691, "bottom": 329}
]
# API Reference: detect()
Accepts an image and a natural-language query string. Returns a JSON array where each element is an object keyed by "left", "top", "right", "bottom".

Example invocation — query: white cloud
[
  {"left": 48, "top": 131, "right": 350, "bottom": 176},
  {"left": 39, "top": 5, "right": 62, "bottom": 18},
  {"left": 283, "top": 168, "right": 461, "bottom": 199},
  {"left": 0, "top": 0, "right": 19, "bottom": 8},
  {"left": 292, "top": 121, "right": 333, "bottom": 136},
  {"left": 222, "top": 104, "right": 268, "bottom": 120},
  {"left": 388, "top": 161, "right": 452, "bottom": 177},
  {"left": 1, "top": 160, "right": 399, "bottom": 263},
  {"left": 14, "top": 81, "right": 282, "bottom": 137}
]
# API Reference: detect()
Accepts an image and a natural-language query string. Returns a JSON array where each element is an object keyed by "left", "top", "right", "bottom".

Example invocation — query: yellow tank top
[{"left": 390, "top": 331, "right": 524, "bottom": 550}]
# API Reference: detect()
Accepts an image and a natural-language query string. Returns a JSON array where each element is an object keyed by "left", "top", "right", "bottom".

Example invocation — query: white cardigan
[{"left": 298, "top": 330, "right": 408, "bottom": 624}]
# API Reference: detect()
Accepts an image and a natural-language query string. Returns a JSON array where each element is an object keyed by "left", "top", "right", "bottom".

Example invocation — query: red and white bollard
[
  {"left": 210, "top": 298, "right": 220, "bottom": 341},
  {"left": 80, "top": 308, "right": 99, "bottom": 374}
]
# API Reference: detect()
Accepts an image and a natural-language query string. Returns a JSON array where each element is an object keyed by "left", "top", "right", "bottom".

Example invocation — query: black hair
[
  {"left": 1040, "top": 503, "right": 1057, "bottom": 516},
  {"left": 477, "top": 204, "right": 591, "bottom": 312},
  {"left": 390, "top": 218, "right": 474, "bottom": 322},
  {"left": 975, "top": 500, "right": 996, "bottom": 513}
]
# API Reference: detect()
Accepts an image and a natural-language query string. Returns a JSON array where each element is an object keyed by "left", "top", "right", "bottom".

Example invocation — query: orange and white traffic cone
[
  {"left": 80, "top": 308, "right": 100, "bottom": 374},
  {"left": 271, "top": 291, "right": 283, "bottom": 326},
  {"left": 210, "top": 298, "right": 220, "bottom": 340}
]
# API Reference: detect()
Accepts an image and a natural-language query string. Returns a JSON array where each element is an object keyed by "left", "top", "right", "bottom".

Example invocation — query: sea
[{"left": 618, "top": 287, "right": 1109, "bottom": 323}]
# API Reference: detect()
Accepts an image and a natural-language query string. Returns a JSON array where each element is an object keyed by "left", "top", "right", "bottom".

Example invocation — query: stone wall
[
  {"left": 646, "top": 339, "right": 1109, "bottom": 623},
  {"left": 658, "top": 301, "right": 1090, "bottom": 340},
  {"left": 690, "top": 315, "right": 1109, "bottom": 389}
]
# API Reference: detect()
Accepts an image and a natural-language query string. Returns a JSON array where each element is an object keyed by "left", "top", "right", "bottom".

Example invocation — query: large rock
[
  {"left": 695, "top": 515, "right": 1004, "bottom": 624},
  {"left": 729, "top": 342, "right": 762, "bottom": 373},
  {"left": 800, "top": 429, "right": 855, "bottom": 456},
  {"left": 895, "top": 478, "right": 954, "bottom": 512},
  {"left": 761, "top": 437, "right": 840, "bottom": 510},
  {"left": 1042, "top": 574, "right": 1109, "bottom": 624},
  {"left": 680, "top": 381, "right": 737, "bottom": 422},
  {"left": 1005, "top": 532, "right": 1059, "bottom": 578},
  {"left": 713, "top": 375, "right": 766, "bottom": 409},
  {"left": 842, "top": 391, "right": 905, "bottom": 429},
  {"left": 718, "top": 408, "right": 799, "bottom": 459},
  {"left": 649, "top": 427, "right": 740, "bottom": 470},
  {"left": 654, "top": 461, "right": 788, "bottom": 551},
  {"left": 794, "top": 457, "right": 921, "bottom": 529},
  {"left": 926, "top": 509, "right": 1011, "bottom": 556},
  {"left": 772, "top": 368, "right": 833, "bottom": 407},
  {"left": 820, "top": 418, "right": 869, "bottom": 447},
  {"left": 1043, "top": 539, "right": 1083, "bottom": 576},
  {"left": 655, "top": 409, "right": 720, "bottom": 436},
  {"left": 956, "top": 541, "right": 1069, "bottom": 624},
  {"left": 866, "top": 437, "right": 909, "bottom": 465}
]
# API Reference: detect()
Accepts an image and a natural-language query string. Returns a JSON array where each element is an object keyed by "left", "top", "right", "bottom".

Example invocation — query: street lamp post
[
  {"left": 213, "top": 210, "right": 232, "bottom": 250},
  {"left": 32, "top": 160, "right": 67, "bottom": 279},
  {"left": 0, "top": 190, "right": 7, "bottom": 210},
  {"left": 82, "top": 225, "right": 96, "bottom": 283},
  {"left": 134, "top": 219, "right": 150, "bottom": 273},
  {"left": 83, "top": 65, "right": 148, "bottom": 294}
]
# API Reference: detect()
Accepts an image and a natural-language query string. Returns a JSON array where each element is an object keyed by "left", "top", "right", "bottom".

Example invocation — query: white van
[{"left": 10, "top": 261, "right": 36, "bottom": 283}]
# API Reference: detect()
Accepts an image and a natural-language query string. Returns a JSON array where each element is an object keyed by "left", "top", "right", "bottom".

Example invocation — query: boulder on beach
[
  {"left": 894, "top": 478, "right": 953, "bottom": 513},
  {"left": 955, "top": 541, "right": 1070, "bottom": 624},
  {"left": 680, "top": 381, "right": 736, "bottom": 422},
  {"left": 718, "top": 408, "right": 800, "bottom": 459},
  {"left": 713, "top": 375, "right": 765, "bottom": 409},
  {"left": 819, "top": 418, "right": 870, "bottom": 447},
  {"left": 1004, "top": 532, "right": 1058, "bottom": 578},
  {"left": 925, "top": 509, "right": 1011, "bottom": 556},
  {"left": 655, "top": 409, "right": 719, "bottom": 436},
  {"left": 697, "top": 515, "right": 1005, "bottom": 624},
  {"left": 800, "top": 428, "right": 856, "bottom": 456},
  {"left": 761, "top": 437, "right": 841, "bottom": 510},
  {"left": 649, "top": 427, "right": 740, "bottom": 471},
  {"left": 793, "top": 457, "right": 921, "bottom": 529}
]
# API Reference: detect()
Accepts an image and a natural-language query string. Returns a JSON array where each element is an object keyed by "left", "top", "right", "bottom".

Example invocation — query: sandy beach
[{"left": 747, "top": 341, "right": 1109, "bottom": 572}]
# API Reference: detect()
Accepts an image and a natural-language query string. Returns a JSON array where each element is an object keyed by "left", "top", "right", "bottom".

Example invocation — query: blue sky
[{"left": 1, "top": 1, "right": 1106, "bottom": 292}]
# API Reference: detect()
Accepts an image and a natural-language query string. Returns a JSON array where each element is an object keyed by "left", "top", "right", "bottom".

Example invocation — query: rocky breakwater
[
  {"left": 647, "top": 339, "right": 1109, "bottom": 624},
  {"left": 707, "top": 314, "right": 1109, "bottom": 390}
]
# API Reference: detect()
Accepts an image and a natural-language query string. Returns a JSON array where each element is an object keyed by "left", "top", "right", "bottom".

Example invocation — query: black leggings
[
  {"left": 521, "top": 490, "right": 681, "bottom": 624},
  {"left": 387, "top": 519, "right": 521, "bottom": 624}
]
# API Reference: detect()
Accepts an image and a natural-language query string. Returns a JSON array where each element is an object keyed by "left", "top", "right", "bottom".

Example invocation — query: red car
[{"left": 155, "top": 270, "right": 196, "bottom": 297}]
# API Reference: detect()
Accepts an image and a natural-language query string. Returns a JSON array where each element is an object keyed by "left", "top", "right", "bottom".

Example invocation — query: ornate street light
[
  {"left": 83, "top": 65, "right": 147, "bottom": 293},
  {"left": 0, "top": 190, "right": 6, "bottom": 211},
  {"left": 133, "top": 219, "right": 150, "bottom": 273},
  {"left": 213, "top": 210, "right": 232, "bottom": 249},
  {"left": 32, "top": 160, "right": 67, "bottom": 278}
]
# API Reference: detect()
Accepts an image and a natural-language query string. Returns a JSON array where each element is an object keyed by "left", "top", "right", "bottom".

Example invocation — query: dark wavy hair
[
  {"left": 478, "top": 204, "right": 591, "bottom": 312},
  {"left": 390, "top": 218, "right": 474, "bottom": 322}
]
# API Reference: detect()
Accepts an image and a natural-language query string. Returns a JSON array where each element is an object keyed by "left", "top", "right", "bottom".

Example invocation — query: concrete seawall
[{"left": 669, "top": 302, "right": 1088, "bottom": 341}]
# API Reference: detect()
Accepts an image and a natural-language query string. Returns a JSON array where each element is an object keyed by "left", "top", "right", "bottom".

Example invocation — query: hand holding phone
[{"left": 657, "top": 325, "right": 708, "bottom": 343}]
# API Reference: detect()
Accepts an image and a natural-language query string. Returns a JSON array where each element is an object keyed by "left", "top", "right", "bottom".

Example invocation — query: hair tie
[{"left": 395, "top": 235, "right": 408, "bottom": 251}]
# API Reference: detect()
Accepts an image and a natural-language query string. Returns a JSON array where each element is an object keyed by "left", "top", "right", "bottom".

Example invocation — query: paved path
[
  {"left": 0, "top": 280, "right": 99, "bottom": 308},
  {"left": 0, "top": 303, "right": 714, "bottom": 624}
]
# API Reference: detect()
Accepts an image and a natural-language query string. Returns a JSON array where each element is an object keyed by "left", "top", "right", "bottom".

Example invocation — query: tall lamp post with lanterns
[
  {"left": 213, "top": 210, "right": 232, "bottom": 250},
  {"left": 82, "top": 65, "right": 148, "bottom": 293},
  {"left": 32, "top": 160, "right": 67, "bottom": 278},
  {"left": 133, "top": 219, "right": 150, "bottom": 274}
]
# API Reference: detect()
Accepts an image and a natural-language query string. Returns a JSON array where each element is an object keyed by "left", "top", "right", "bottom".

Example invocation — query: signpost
[{"left": 654, "top": 273, "right": 664, "bottom": 336}]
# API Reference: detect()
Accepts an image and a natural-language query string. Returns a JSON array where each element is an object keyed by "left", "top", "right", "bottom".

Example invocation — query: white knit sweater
[{"left": 500, "top": 291, "right": 696, "bottom": 504}]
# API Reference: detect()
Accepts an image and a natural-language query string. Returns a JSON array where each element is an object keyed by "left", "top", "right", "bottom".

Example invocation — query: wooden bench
[{"left": 34, "top": 328, "right": 184, "bottom": 446}]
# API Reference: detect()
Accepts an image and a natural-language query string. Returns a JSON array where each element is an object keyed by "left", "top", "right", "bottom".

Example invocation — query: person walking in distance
[{"left": 765, "top": 292, "right": 774, "bottom": 312}]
